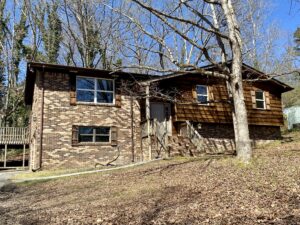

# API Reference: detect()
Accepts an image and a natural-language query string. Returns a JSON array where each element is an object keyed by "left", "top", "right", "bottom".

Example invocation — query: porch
[{"left": 0, "top": 127, "right": 30, "bottom": 169}]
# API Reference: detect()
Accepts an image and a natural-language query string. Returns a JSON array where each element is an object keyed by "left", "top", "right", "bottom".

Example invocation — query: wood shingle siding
[{"left": 158, "top": 75, "right": 284, "bottom": 126}]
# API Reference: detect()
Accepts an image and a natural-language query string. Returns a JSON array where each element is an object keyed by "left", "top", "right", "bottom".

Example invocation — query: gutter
[
  {"left": 39, "top": 70, "right": 45, "bottom": 170},
  {"left": 33, "top": 68, "right": 45, "bottom": 171}
]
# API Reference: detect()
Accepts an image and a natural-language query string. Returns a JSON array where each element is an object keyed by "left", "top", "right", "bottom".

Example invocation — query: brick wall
[
  {"left": 195, "top": 123, "right": 281, "bottom": 154},
  {"left": 196, "top": 123, "right": 281, "bottom": 140},
  {"left": 30, "top": 71, "right": 143, "bottom": 169},
  {"left": 29, "top": 70, "right": 43, "bottom": 170}
]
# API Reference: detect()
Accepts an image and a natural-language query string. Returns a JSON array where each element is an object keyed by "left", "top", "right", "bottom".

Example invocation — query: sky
[
  {"left": 6, "top": 0, "right": 300, "bottom": 82},
  {"left": 270, "top": 1, "right": 299, "bottom": 34}
]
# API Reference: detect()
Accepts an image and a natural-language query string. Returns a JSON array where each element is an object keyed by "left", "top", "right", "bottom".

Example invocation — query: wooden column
[
  {"left": 22, "top": 144, "right": 26, "bottom": 168},
  {"left": 145, "top": 84, "right": 151, "bottom": 161},
  {"left": 4, "top": 144, "right": 7, "bottom": 168}
]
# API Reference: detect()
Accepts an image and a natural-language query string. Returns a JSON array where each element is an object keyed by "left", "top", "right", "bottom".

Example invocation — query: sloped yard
[{"left": 0, "top": 132, "right": 300, "bottom": 225}]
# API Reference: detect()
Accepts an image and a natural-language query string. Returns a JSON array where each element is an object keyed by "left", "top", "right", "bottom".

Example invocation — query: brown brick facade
[{"left": 30, "top": 72, "right": 142, "bottom": 169}]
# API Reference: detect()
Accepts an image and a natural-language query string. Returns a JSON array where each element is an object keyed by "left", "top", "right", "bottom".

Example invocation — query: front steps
[{"left": 168, "top": 136, "right": 205, "bottom": 157}]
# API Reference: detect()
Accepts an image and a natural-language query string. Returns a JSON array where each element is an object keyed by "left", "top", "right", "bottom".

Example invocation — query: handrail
[
  {"left": 141, "top": 121, "right": 150, "bottom": 138},
  {"left": 0, "top": 127, "right": 29, "bottom": 145},
  {"left": 141, "top": 119, "right": 168, "bottom": 155},
  {"left": 152, "top": 119, "right": 168, "bottom": 153},
  {"left": 186, "top": 121, "right": 202, "bottom": 140},
  {"left": 186, "top": 121, "right": 203, "bottom": 150}
]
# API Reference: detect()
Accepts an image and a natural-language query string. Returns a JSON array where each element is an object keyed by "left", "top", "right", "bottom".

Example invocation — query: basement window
[
  {"left": 76, "top": 77, "right": 114, "bottom": 104},
  {"left": 196, "top": 85, "right": 209, "bottom": 104},
  {"left": 78, "top": 126, "right": 110, "bottom": 143},
  {"left": 255, "top": 90, "right": 265, "bottom": 109}
]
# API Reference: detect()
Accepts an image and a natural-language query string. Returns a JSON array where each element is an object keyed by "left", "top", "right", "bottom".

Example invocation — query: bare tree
[
  {"left": 60, "top": 0, "right": 124, "bottom": 69},
  {"left": 104, "top": 0, "right": 253, "bottom": 162}
]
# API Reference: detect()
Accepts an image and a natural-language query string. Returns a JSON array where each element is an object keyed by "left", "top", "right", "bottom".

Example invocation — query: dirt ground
[{"left": 0, "top": 133, "right": 299, "bottom": 225}]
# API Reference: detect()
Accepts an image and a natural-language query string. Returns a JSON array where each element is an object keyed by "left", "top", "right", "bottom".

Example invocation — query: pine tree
[
  {"left": 12, "top": 2, "right": 28, "bottom": 86},
  {"left": 294, "top": 27, "right": 300, "bottom": 56},
  {"left": 39, "top": 1, "right": 62, "bottom": 64},
  {"left": 0, "top": 0, "right": 8, "bottom": 83}
]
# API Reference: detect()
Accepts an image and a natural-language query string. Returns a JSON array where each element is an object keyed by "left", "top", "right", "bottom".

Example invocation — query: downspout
[
  {"left": 39, "top": 69, "right": 45, "bottom": 169},
  {"left": 33, "top": 69, "right": 45, "bottom": 171},
  {"left": 130, "top": 93, "right": 135, "bottom": 162},
  {"left": 145, "top": 84, "right": 151, "bottom": 160}
]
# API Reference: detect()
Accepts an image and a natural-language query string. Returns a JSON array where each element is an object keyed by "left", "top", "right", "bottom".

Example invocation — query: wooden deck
[
  {"left": 0, "top": 127, "right": 29, "bottom": 145},
  {"left": 0, "top": 127, "right": 29, "bottom": 169}
]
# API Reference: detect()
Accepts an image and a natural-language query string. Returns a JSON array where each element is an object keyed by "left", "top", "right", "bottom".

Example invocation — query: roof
[
  {"left": 25, "top": 62, "right": 158, "bottom": 105},
  {"left": 143, "top": 62, "right": 293, "bottom": 93},
  {"left": 25, "top": 61, "right": 293, "bottom": 105}
]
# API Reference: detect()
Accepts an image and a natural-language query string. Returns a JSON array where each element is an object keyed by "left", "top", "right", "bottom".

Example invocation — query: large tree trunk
[{"left": 221, "top": 0, "right": 252, "bottom": 162}]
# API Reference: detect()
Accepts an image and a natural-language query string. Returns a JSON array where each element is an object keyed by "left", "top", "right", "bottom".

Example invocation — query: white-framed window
[
  {"left": 255, "top": 90, "right": 265, "bottom": 109},
  {"left": 76, "top": 77, "right": 115, "bottom": 104},
  {"left": 196, "top": 85, "right": 209, "bottom": 104},
  {"left": 78, "top": 126, "right": 110, "bottom": 143}
]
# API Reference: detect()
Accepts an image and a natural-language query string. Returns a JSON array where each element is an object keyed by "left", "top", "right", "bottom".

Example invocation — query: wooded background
[{"left": 0, "top": 0, "right": 299, "bottom": 127}]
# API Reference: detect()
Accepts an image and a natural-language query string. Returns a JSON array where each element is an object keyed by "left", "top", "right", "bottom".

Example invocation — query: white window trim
[
  {"left": 78, "top": 126, "right": 111, "bottom": 143},
  {"left": 196, "top": 85, "right": 209, "bottom": 105},
  {"left": 255, "top": 90, "right": 266, "bottom": 109},
  {"left": 76, "top": 76, "right": 115, "bottom": 105}
]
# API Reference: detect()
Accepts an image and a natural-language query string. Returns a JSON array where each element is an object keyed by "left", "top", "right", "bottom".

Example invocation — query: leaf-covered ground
[{"left": 0, "top": 132, "right": 300, "bottom": 225}]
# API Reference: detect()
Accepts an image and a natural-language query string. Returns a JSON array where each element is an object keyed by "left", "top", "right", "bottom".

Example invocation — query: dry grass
[
  {"left": 0, "top": 132, "right": 300, "bottom": 225},
  {"left": 12, "top": 166, "right": 98, "bottom": 180}
]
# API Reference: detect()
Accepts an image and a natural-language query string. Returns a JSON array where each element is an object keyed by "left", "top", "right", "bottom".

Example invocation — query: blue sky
[
  {"left": 8, "top": 1, "right": 300, "bottom": 82},
  {"left": 270, "top": 1, "right": 299, "bottom": 34}
]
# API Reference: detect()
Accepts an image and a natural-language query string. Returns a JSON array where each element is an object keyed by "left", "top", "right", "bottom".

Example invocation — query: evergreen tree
[
  {"left": 39, "top": 1, "right": 62, "bottom": 64},
  {"left": 294, "top": 27, "right": 300, "bottom": 56},
  {"left": 0, "top": 0, "right": 8, "bottom": 84},
  {"left": 12, "top": 2, "right": 28, "bottom": 86}
]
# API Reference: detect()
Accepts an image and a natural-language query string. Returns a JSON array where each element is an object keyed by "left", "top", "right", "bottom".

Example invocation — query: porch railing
[
  {"left": 141, "top": 120, "right": 151, "bottom": 138},
  {"left": 141, "top": 119, "right": 168, "bottom": 154},
  {"left": 186, "top": 121, "right": 203, "bottom": 150},
  {"left": 152, "top": 119, "right": 168, "bottom": 152},
  {"left": 0, "top": 127, "right": 29, "bottom": 145}
]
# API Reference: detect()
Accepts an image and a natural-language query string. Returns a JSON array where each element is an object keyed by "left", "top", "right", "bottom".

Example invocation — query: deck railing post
[
  {"left": 4, "top": 144, "right": 7, "bottom": 168},
  {"left": 23, "top": 144, "right": 26, "bottom": 168}
]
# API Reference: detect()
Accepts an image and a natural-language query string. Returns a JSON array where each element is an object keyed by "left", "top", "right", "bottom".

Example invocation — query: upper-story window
[
  {"left": 196, "top": 85, "right": 209, "bottom": 104},
  {"left": 76, "top": 77, "right": 114, "bottom": 104},
  {"left": 255, "top": 90, "right": 265, "bottom": 109}
]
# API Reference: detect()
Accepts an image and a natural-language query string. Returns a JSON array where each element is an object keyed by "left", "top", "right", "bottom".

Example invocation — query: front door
[{"left": 150, "top": 102, "right": 172, "bottom": 135}]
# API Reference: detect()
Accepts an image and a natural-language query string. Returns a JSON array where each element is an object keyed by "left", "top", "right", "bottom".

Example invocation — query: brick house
[{"left": 24, "top": 62, "right": 292, "bottom": 170}]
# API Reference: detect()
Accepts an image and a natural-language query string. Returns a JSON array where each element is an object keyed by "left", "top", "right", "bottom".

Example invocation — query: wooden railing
[
  {"left": 152, "top": 119, "right": 168, "bottom": 152},
  {"left": 186, "top": 121, "right": 203, "bottom": 150},
  {"left": 141, "top": 120, "right": 151, "bottom": 138},
  {"left": 0, "top": 127, "right": 29, "bottom": 145},
  {"left": 141, "top": 119, "right": 168, "bottom": 154}
]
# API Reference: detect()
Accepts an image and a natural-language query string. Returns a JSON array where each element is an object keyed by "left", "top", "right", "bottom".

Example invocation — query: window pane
[
  {"left": 79, "top": 127, "right": 93, "bottom": 135},
  {"left": 197, "top": 95, "right": 208, "bottom": 104},
  {"left": 95, "top": 136, "right": 110, "bottom": 142},
  {"left": 79, "top": 135, "right": 93, "bottom": 142},
  {"left": 97, "top": 79, "right": 113, "bottom": 91},
  {"left": 196, "top": 85, "right": 207, "bottom": 95},
  {"left": 77, "top": 90, "right": 94, "bottom": 102},
  {"left": 77, "top": 78, "right": 95, "bottom": 90},
  {"left": 97, "top": 92, "right": 113, "bottom": 103},
  {"left": 256, "top": 100, "right": 265, "bottom": 109},
  {"left": 95, "top": 127, "right": 110, "bottom": 135},
  {"left": 255, "top": 91, "right": 264, "bottom": 100}
]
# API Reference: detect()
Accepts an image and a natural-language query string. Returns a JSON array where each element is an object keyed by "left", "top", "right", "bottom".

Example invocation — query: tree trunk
[{"left": 221, "top": 0, "right": 252, "bottom": 162}]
